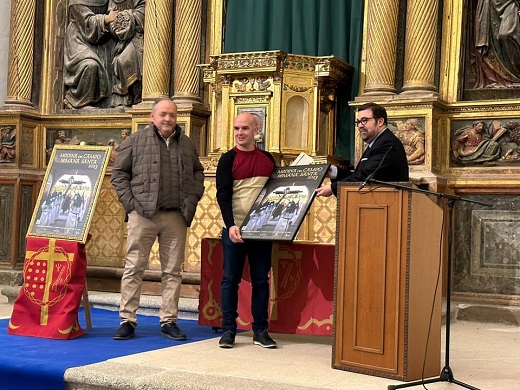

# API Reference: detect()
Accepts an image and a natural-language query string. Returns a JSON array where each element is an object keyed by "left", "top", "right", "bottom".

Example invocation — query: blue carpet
[{"left": 0, "top": 308, "right": 217, "bottom": 390}]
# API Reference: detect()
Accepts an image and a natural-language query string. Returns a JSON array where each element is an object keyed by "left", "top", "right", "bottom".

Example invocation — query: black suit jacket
[{"left": 331, "top": 128, "right": 409, "bottom": 195}]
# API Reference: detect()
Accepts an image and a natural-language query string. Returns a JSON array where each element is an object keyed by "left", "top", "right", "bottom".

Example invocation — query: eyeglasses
[{"left": 354, "top": 117, "right": 377, "bottom": 127}]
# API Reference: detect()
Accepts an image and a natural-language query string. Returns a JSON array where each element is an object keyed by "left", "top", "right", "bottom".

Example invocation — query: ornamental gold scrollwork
[
  {"left": 219, "top": 75, "right": 232, "bottom": 86},
  {"left": 284, "top": 84, "right": 312, "bottom": 93},
  {"left": 284, "top": 55, "right": 316, "bottom": 71},
  {"left": 218, "top": 57, "right": 278, "bottom": 71},
  {"left": 200, "top": 156, "right": 220, "bottom": 171},
  {"left": 234, "top": 76, "right": 272, "bottom": 92},
  {"left": 232, "top": 96, "right": 271, "bottom": 105}
]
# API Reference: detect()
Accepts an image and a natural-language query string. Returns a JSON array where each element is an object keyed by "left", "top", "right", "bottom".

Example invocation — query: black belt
[{"left": 158, "top": 207, "right": 181, "bottom": 212}]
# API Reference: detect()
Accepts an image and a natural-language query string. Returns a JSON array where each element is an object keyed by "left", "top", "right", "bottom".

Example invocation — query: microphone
[
  {"left": 359, "top": 172, "right": 375, "bottom": 191},
  {"left": 359, "top": 145, "right": 393, "bottom": 190}
]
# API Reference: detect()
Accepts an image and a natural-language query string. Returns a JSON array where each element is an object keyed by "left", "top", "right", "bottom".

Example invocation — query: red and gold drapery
[
  {"left": 199, "top": 238, "right": 335, "bottom": 335},
  {"left": 8, "top": 237, "right": 87, "bottom": 339}
]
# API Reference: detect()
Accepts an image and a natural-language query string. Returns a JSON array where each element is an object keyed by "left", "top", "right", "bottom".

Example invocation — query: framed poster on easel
[
  {"left": 240, "top": 164, "right": 330, "bottom": 241},
  {"left": 26, "top": 145, "right": 111, "bottom": 244}
]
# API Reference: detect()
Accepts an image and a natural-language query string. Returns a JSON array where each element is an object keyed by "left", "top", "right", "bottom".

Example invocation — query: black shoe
[
  {"left": 113, "top": 321, "right": 135, "bottom": 340},
  {"left": 219, "top": 330, "right": 236, "bottom": 348},
  {"left": 161, "top": 322, "right": 187, "bottom": 340},
  {"left": 253, "top": 330, "right": 277, "bottom": 348}
]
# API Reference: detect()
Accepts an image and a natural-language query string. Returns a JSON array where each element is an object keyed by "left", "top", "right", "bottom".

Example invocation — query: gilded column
[
  {"left": 4, "top": 0, "right": 36, "bottom": 108},
  {"left": 141, "top": 0, "right": 174, "bottom": 101},
  {"left": 173, "top": 0, "right": 202, "bottom": 102},
  {"left": 401, "top": 0, "right": 439, "bottom": 93},
  {"left": 362, "top": 0, "right": 399, "bottom": 95}
]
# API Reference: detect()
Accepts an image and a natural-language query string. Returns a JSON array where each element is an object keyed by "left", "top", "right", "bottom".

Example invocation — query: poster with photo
[
  {"left": 240, "top": 164, "right": 330, "bottom": 241},
  {"left": 27, "top": 145, "right": 111, "bottom": 243}
]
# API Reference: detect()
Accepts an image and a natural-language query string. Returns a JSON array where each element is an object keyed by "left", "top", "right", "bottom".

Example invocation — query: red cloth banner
[
  {"left": 8, "top": 237, "right": 87, "bottom": 339},
  {"left": 198, "top": 238, "right": 335, "bottom": 335}
]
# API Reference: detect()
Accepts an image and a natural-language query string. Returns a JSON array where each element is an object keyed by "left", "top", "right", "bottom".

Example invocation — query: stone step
[
  {"left": 1, "top": 286, "right": 200, "bottom": 321},
  {"left": 456, "top": 302, "right": 520, "bottom": 326},
  {"left": 0, "top": 270, "right": 22, "bottom": 286},
  {"left": 87, "top": 290, "right": 200, "bottom": 321},
  {"left": 2, "top": 271, "right": 519, "bottom": 325}
]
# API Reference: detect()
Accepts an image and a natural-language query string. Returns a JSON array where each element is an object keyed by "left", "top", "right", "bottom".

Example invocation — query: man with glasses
[{"left": 316, "top": 102, "right": 409, "bottom": 197}]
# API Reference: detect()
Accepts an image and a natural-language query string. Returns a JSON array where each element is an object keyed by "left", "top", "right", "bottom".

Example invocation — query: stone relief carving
[
  {"left": 256, "top": 76, "right": 271, "bottom": 91},
  {"left": 234, "top": 76, "right": 273, "bottom": 93},
  {"left": 235, "top": 77, "right": 249, "bottom": 92},
  {"left": 389, "top": 118, "right": 425, "bottom": 165},
  {"left": 0, "top": 126, "right": 16, "bottom": 163},
  {"left": 63, "top": 0, "right": 145, "bottom": 109},
  {"left": 451, "top": 119, "right": 520, "bottom": 165},
  {"left": 45, "top": 128, "right": 129, "bottom": 163}
]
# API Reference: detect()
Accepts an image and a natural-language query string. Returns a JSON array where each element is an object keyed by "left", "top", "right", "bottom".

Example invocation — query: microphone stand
[{"left": 362, "top": 179, "right": 491, "bottom": 390}]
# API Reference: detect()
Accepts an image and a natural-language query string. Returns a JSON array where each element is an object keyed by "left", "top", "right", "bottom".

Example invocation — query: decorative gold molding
[
  {"left": 214, "top": 51, "right": 286, "bottom": 73},
  {"left": 438, "top": 0, "right": 463, "bottom": 103},
  {"left": 283, "top": 84, "right": 313, "bottom": 93},
  {"left": 315, "top": 57, "right": 353, "bottom": 82},
  {"left": 231, "top": 94, "right": 272, "bottom": 105},
  {"left": 207, "top": 0, "right": 224, "bottom": 56}
]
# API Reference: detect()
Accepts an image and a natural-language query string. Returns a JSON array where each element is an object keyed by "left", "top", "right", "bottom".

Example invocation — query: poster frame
[
  {"left": 26, "top": 145, "right": 111, "bottom": 244},
  {"left": 240, "top": 163, "right": 330, "bottom": 241}
]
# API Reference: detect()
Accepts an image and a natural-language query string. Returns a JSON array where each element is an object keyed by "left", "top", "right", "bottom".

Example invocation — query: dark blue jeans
[{"left": 220, "top": 228, "right": 272, "bottom": 334}]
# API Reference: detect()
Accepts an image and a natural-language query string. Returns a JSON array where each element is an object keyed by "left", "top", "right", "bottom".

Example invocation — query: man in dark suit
[{"left": 316, "top": 102, "right": 409, "bottom": 197}]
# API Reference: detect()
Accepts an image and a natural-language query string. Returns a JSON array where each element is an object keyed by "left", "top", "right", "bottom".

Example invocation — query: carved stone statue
[
  {"left": 63, "top": 0, "right": 114, "bottom": 109},
  {"left": 0, "top": 126, "right": 16, "bottom": 163},
  {"left": 108, "top": 138, "right": 119, "bottom": 164},
  {"left": 394, "top": 119, "right": 425, "bottom": 165},
  {"left": 54, "top": 130, "right": 72, "bottom": 145},
  {"left": 474, "top": 0, "right": 520, "bottom": 88},
  {"left": 63, "top": 0, "right": 145, "bottom": 109},
  {"left": 108, "top": 129, "right": 130, "bottom": 165},
  {"left": 108, "top": 0, "right": 145, "bottom": 107},
  {"left": 120, "top": 129, "right": 130, "bottom": 141}
]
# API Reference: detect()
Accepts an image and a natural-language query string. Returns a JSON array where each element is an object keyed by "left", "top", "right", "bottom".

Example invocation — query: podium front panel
[
  {"left": 334, "top": 187, "right": 404, "bottom": 375},
  {"left": 332, "top": 184, "right": 442, "bottom": 381}
]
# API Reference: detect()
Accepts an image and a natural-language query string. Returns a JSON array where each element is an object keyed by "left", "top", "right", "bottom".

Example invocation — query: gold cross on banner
[{"left": 24, "top": 239, "right": 74, "bottom": 326}]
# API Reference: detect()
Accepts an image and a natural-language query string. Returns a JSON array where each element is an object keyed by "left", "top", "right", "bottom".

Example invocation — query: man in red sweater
[{"left": 215, "top": 112, "right": 277, "bottom": 349}]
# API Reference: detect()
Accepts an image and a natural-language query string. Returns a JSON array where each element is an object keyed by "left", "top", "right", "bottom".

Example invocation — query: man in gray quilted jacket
[{"left": 111, "top": 98, "right": 205, "bottom": 340}]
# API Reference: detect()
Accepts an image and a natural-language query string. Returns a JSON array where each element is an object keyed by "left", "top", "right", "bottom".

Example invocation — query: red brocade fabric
[
  {"left": 198, "top": 238, "right": 334, "bottom": 335},
  {"left": 8, "top": 237, "right": 87, "bottom": 339}
]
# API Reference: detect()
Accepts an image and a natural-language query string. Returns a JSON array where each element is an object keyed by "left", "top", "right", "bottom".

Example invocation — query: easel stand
[
  {"left": 82, "top": 279, "right": 92, "bottom": 329},
  {"left": 363, "top": 180, "right": 491, "bottom": 390}
]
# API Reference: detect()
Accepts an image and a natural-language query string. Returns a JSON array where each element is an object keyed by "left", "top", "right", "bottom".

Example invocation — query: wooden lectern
[{"left": 332, "top": 184, "right": 443, "bottom": 381}]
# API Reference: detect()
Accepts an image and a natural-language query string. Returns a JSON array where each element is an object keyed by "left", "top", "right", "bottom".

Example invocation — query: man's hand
[
  {"left": 105, "top": 9, "right": 117, "bottom": 24},
  {"left": 315, "top": 184, "right": 333, "bottom": 197},
  {"left": 228, "top": 225, "right": 244, "bottom": 243}
]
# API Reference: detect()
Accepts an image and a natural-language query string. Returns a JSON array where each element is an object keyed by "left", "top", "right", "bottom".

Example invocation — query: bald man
[{"left": 215, "top": 112, "right": 277, "bottom": 349}]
